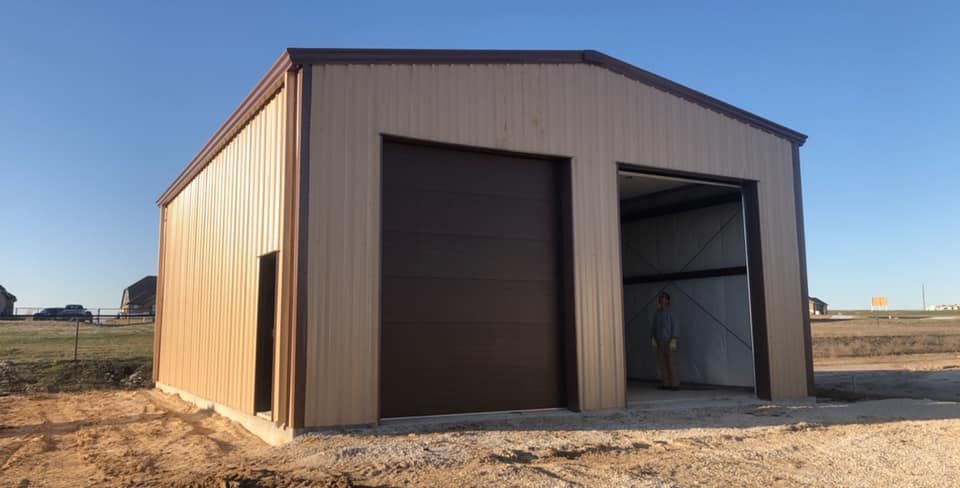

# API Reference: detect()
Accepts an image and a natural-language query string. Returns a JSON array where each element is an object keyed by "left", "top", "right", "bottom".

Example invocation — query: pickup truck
[
  {"left": 32, "top": 308, "right": 64, "bottom": 320},
  {"left": 59, "top": 304, "right": 93, "bottom": 322},
  {"left": 33, "top": 305, "right": 93, "bottom": 322}
]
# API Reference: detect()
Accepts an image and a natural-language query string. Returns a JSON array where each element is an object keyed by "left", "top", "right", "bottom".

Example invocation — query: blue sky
[{"left": 1, "top": 1, "right": 957, "bottom": 310}]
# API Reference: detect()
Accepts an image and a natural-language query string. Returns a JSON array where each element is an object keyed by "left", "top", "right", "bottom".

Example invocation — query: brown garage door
[{"left": 380, "top": 140, "right": 566, "bottom": 418}]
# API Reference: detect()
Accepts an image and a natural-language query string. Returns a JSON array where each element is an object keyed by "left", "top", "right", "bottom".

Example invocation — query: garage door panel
[
  {"left": 382, "top": 141, "right": 556, "bottom": 200},
  {"left": 382, "top": 231, "right": 556, "bottom": 282},
  {"left": 381, "top": 323, "right": 564, "bottom": 417},
  {"left": 381, "top": 140, "right": 566, "bottom": 418},
  {"left": 381, "top": 277, "right": 557, "bottom": 324},
  {"left": 383, "top": 188, "right": 557, "bottom": 241}
]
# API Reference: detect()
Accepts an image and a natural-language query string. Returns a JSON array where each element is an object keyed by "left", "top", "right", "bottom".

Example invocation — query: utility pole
[{"left": 922, "top": 284, "right": 927, "bottom": 311}]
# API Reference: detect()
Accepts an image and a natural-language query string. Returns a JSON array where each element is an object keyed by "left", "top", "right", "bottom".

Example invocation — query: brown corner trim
[
  {"left": 792, "top": 143, "right": 815, "bottom": 396},
  {"left": 156, "top": 51, "right": 294, "bottom": 206},
  {"left": 558, "top": 160, "right": 579, "bottom": 412},
  {"left": 742, "top": 182, "right": 773, "bottom": 400},
  {"left": 151, "top": 206, "right": 167, "bottom": 383},
  {"left": 291, "top": 65, "right": 312, "bottom": 429}
]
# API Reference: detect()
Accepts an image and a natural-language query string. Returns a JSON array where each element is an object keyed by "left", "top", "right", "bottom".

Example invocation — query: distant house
[
  {"left": 0, "top": 285, "right": 16, "bottom": 316},
  {"left": 809, "top": 297, "right": 828, "bottom": 316},
  {"left": 120, "top": 276, "right": 157, "bottom": 315}
]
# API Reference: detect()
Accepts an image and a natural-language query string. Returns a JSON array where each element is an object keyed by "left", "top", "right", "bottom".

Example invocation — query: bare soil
[
  {"left": 0, "top": 359, "right": 152, "bottom": 395},
  {"left": 2, "top": 315, "right": 958, "bottom": 486},
  {"left": 2, "top": 390, "right": 959, "bottom": 487}
]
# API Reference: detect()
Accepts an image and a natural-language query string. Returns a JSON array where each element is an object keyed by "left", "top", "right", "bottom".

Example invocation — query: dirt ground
[
  {"left": 812, "top": 315, "right": 960, "bottom": 402},
  {"left": 2, "top": 390, "right": 959, "bottom": 487},
  {"left": 815, "top": 353, "right": 960, "bottom": 402},
  {"left": 2, "top": 315, "right": 958, "bottom": 486}
]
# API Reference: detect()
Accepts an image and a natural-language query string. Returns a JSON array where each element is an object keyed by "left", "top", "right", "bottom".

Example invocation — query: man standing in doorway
[{"left": 651, "top": 291, "right": 680, "bottom": 390}]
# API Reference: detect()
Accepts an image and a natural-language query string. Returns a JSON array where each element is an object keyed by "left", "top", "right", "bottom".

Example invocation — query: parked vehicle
[
  {"left": 59, "top": 304, "right": 93, "bottom": 322},
  {"left": 33, "top": 308, "right": 64, "bottom": 320}
]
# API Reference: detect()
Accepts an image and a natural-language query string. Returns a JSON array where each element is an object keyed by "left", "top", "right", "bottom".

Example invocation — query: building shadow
[
  {"left": 815, "top": 368, "right": 960, "bottom": 403},
  {"left": 298, "top": 381, "right": 960, "bottom": 439}
]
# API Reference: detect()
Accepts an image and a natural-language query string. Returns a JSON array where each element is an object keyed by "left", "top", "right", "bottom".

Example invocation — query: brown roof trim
[
  {"left": 579, "top": 51, "right": 807, "bottom": 145},
  {"left": 286, "top": 48, "right": 807, "bottom": 145},
  {"left": 286, "top": 48, "right": 586, "bottom": 65},
  {"left": 156, "top": 51, "right": 294, "bottom": 205},
  {"left": 159, "top": 48, "right": 806, "bottom": 206}
]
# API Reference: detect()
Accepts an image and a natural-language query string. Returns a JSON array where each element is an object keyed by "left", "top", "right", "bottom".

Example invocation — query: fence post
[{"left": 74, "top": 319, "right": 80, "bottom": 362}]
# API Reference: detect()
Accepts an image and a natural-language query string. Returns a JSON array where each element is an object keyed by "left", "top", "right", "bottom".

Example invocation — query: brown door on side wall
[{"left": 380, "top": 140, "right": 566, "bottom": 418}]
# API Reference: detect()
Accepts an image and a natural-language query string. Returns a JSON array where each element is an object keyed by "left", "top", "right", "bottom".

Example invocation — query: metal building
[{"left": 154, "top": 48, "right": 812, "bottom": 444}]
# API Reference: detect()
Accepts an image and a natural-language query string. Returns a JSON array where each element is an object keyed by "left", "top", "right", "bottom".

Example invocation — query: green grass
[{"left": 0, "top": 320, "right": 154, "bottom": 362}]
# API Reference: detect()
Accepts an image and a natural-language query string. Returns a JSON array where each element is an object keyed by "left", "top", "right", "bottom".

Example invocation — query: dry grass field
[
  {"left": 0, "top": 320, "right": 153, "bottom": 395},
  {"left": 0, "top": 320, "right": 154, "bottom": 363},
  {"left": 1, "top": 313, "right": 959, "bottom": 487},
  {"left": 812, "top": 314, "right": 960, "bottom": 359},
  {"left": 813, "top": 313, "right": 960, "bottom": 402}
]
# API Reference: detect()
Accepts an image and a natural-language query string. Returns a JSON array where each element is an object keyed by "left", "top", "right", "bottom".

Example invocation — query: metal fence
[{"left": 2, "top": 307, "right": 155, "bottom": 326}]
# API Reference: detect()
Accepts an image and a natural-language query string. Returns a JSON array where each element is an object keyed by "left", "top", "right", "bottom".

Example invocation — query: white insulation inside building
[{"left": 621, "top": 183, "right": 755, "bottom": 388}]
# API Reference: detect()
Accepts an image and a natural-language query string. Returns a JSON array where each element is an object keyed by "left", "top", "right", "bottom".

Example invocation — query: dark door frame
[
  {"left": 615, "top": 162, "right": 772, "bottom": 400},
  {"left": 255, "top": 251, "right": 279, "bottom": 414},
  {"left": 377, "top": 134, "right": 580, "bottom": 417}
]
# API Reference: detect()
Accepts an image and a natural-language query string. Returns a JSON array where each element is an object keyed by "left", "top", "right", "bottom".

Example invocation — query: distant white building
[{"left": 929, "top": 304, "right": 960, "bottom": 311}]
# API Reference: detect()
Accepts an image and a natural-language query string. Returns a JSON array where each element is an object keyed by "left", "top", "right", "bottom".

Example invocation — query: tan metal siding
[
  {"left": 303, "top": 63, "right": 805, "bottom": 426},
  {"left": 158, "top": 87, "right": 290, "bottom": 414}
]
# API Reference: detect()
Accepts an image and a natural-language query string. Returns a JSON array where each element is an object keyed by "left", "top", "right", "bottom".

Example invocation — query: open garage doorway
[{"left": 618, "top": 167, "right": 768, "bottom": 405}]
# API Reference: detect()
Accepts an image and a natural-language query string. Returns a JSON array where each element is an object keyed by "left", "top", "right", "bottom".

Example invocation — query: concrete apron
[
  {"left": 155, "top": 382, "right": 294, "bottom": 446},
  {"left": 156, "top": 382, "right": 813, "bottom": 444}
]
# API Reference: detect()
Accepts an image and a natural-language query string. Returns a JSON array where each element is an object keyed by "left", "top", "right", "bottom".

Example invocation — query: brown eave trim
[
  {"left": 287, "top": 48, "right": 807, "bottom": 145},
  {"left": 156, "top": 51, "right": 294, "bottom": 206}
]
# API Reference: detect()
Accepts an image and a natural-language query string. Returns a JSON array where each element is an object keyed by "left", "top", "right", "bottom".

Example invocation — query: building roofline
[
  {"left": 157, "top": 51, "right": 294, "bottom": 206},
  {"left": 158, "top": 48, "right": 807, "bottom": 206}
]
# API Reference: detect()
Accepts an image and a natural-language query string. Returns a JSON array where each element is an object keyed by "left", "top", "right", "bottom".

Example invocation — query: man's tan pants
[{"left": 656, "top": 345, "right": 679, "bottom": 388}]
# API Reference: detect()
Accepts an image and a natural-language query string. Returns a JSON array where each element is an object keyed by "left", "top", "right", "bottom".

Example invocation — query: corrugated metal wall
[
  {"left": 303, "top": 63, "right": 805, "bottom": 426},
  {"left": 157, "top": 87, "right": 289, "bottom": 414}
]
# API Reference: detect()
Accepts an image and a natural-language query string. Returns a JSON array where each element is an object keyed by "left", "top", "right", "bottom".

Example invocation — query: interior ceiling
[
  {"left": 617, "top": 173, "right": 695, "bottom": 200},
  {"left": 617, "top": 171, "right": 742, "bottom": 217}
]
